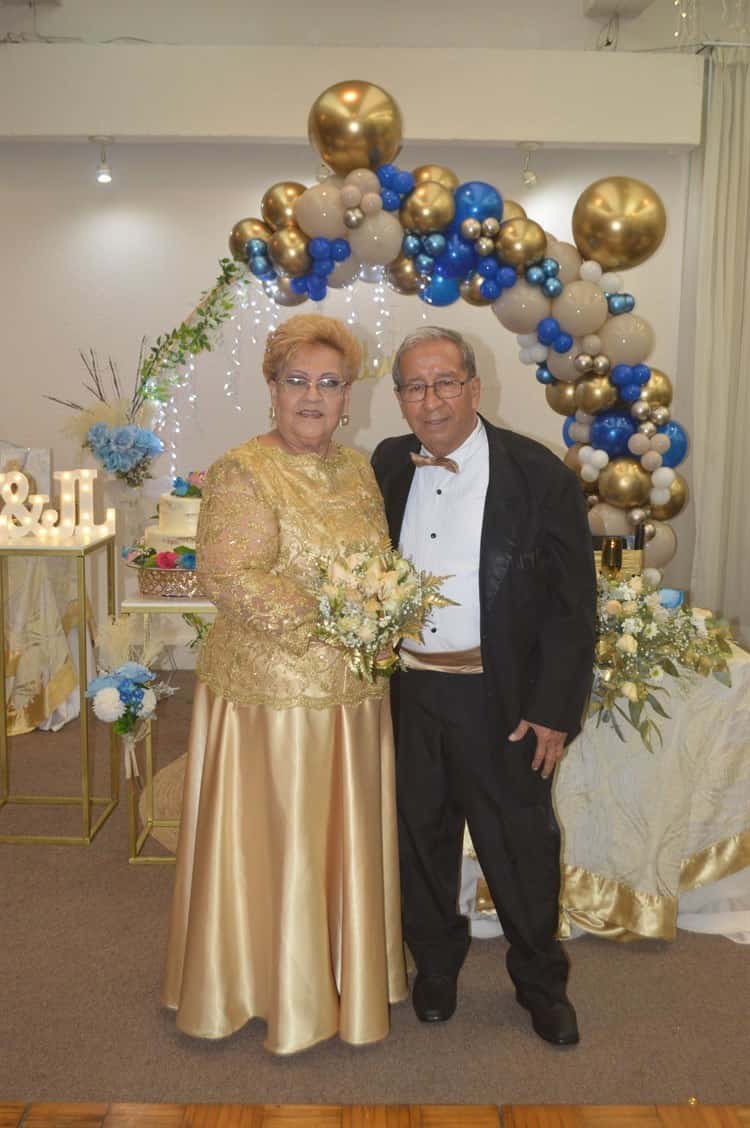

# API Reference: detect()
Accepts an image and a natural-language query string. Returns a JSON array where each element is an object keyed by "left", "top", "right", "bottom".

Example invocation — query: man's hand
[{"left": 508, "top": 719, "right": 567, "bottom": 780}]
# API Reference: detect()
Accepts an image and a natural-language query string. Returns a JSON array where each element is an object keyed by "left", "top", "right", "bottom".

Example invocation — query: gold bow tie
[{"left": 410, "top": 451, "right": 459, "bottom": 473}]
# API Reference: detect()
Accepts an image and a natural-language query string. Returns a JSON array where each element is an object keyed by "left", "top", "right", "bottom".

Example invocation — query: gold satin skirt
[{"left": 161, "top": 682, "right": 408, "bottom": 1055}]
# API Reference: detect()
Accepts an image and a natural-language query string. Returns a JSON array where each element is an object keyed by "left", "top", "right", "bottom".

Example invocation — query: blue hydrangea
[
  {"left": 172, "top": 476, "right": 190, "bottom": 497},
  {"left": 179, "top": 551, "right": 196, "bottom": 571}
]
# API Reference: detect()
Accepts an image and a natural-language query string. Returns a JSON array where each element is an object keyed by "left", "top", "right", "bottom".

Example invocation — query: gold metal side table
[
  {"left": 119, "top": 594, "right": 216, "bottom": 865},
  {"left": 0, "top": 533, "right": 118, "bottom": 845}
]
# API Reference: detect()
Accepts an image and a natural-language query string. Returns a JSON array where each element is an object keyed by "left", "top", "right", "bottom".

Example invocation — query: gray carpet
[{"left": 1, "top": 675, "right": 749, "bottom": 1107}]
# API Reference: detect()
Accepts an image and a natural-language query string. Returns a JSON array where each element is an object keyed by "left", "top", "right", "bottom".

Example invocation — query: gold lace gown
[{"left": 161, "top": 438, "right": 407, "bottom": 1054}]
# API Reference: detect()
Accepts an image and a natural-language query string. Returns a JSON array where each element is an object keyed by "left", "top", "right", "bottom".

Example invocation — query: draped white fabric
[{"left": 689, "top": 47, "right": 750, "bottom": 645}]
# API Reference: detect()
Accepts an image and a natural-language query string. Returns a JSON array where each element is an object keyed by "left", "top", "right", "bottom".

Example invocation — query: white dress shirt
[{"left": 399, "top": 417, "right": 489, "bottom": 653}]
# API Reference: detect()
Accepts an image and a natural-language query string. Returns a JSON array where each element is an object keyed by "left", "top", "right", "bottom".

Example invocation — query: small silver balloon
[
  {"left": 476, "top": 236, "right": 495, "bottom": 257},
  {"left": 643, "top": 521, "right": 656, "bottom": 542},
  {"left": 639, "top": 421, "right": 657, "bottom": 438},
  {"left": 482, "top": 217, "right": 501, "bottom": 238},
  {"left": 460, "top": 218, "right": 481, "bottom": 242},
  {"left": 630, "top": 400, "right": 651, "bottom": 421},
  {"left": 650, "top": 405, "right": 671, "bottom": 426},
  {"left": 628, "top": 507, "right": 647, "bottom": 526},
  {"left": 344, "top": 206, "right": 365, "bottom": 229},
  {"left": 592, "top": 354, "right": 611, "bottom": 376},
  {"left": 574, "top": 353, "right": 594, "bottom": 375}
]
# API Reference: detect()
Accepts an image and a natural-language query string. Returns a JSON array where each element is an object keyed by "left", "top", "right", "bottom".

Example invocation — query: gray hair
[{"left": 392, "top": 327, "right": 477, "bottom": 387}]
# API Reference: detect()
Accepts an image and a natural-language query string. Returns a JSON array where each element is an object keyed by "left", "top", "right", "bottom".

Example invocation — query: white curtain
[{"left": 690, "top": 47, "right": 750, "bottom": 645}]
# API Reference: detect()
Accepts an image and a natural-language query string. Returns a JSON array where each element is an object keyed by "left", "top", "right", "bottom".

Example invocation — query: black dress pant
[{"left": 394, "top": 668, "right": 569, "bottom": 1005}]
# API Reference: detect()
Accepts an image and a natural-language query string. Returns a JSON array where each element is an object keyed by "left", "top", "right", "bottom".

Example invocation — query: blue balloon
[
  {"left": 631, "top": 363, "right": 651, "bottom": 385},
  {"left": 415, "top": 253, "right": 434, "bottom": 275},
  {"left": 622, "top": 294, "right": 636, "bottom": 313},
  {"left": 246, "top": 238, "right": 267, "bottom": 257},
  {"left": 525, "top": 265, "right": 545, "bottom": 286},
  {"left": 434, "top": 234, "right": 476, "bottom": 279},
  {"left": 542, "top": 257, "right": 560, "bottom": 278},
  {"left": 536, "top": 367, "right": 556, "bottom": 386},
  {"left": 312, "top": 258, "right": 334, "bottom": 275},
  {"left": 452, "top": 181, "right": 503, "bottom": 227},
  {"left": 381, "top": 189, "right": 401, "bottom": 211},
  {"left": 418, "top": 274, "right": 461, "bottom": 307},
  {"left": 611, "top": 364, "right": 634, "bottom": 387},
  {"left": 402, "top": 233, "right": 422, "bottom": 258},
  {"left": 590, "top": 412, "right": 637, "bottom": 456},
  {"left": 480, "top": 279, "right": 501, "bottom": 301},
  {"left": 308, "top": 279, "right": 327, "bottom": 302},
  {"left": 562, "top": 415, "right": 576, "bottom": 446},
  {"left": 377, "top": 164, "right": 397, "bottom": 188},
  {"left": 331, "top": 239, "right": 351, "bottom": 262},
  {"left": 259, "top": 269, "right": 277, "bottom": 283},
  {"left": 657, "top": 420, "right": 689, "bottom": 467},
  {"left": 308, "top": 237, "right": 330, "bottom": 260},
  {"left": 250, "top": 255, "right": 270, "bottom": 277},
  {"left": 290, "top": 276, "right": 308, "bottom": 294},
  {"left": 542, "top": 277, "right": 564, "bottom": 298},
  {"left": 553, "top": 332, "right": 573, "bottom": 354},
  {"left": 393, "top": 170, "right": 415, "bottom": 195},
  {"left": 658, "top": 587, "right": 685, "bottom": 609},
  {"left": 621, "top": 383, "right": 643, "bottom": 402},
  {"left": 497, "top": 266, "right": 517, "bottom": 288},
  {"left": 423, "top": 233, "right": 447, "bottom": 257},
  {"left": 478, "top": 258, "right": 499, "bottom": 279},
  {"left": 537, "top": 317, "right": 561, "bottom": 346}
]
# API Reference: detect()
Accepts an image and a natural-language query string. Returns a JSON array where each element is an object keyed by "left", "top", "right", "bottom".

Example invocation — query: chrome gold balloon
[
  {"left": 574, "top": 375, "right": 618, "bottom": 414},
  {"left": 460, "top": 273, "right": 493, "bottom": 306},
  {"left": 267, "top": 275, "right": 308, "bottom": 306},
  {"left": 400, "top": 181, "right": 456, "bottom": 234},
  {"left": 502, "top": 199, "right": 527, "bottom": 223},
  {"left": 386, "top": 252, "right": 422, "bottom": 295},
  {"left": 475, "top": 236, "right": 495, "bottom": 257},
  {"left": 545, "top": 381, "right": 579, "bottom": 416},
  {"left": 598, "top": 457, "right": 652, "bottom": 509},
  {"left": 412, "top": 164, "right": 460, "bottom": 192},
  {"left": 308, "top": 80, "right": 403, "bottom": 176},
  {"left": 460, "top": 218, "right": 482, "bottom": 242},
  {"left": 481, "top": 217, "right": 501, "bottom": 238},
  {"left": 639, "top": 366, "right": 673, "bottom": 408},
  {"left": 261, "top": 182, "right": 307, "bottom": 230},
  {"left": 228, "top": 217, "right": 272, "bottom": 261},
  {"left": 649, "top": 474, "right": 688, "bottom": 520},
  {"left": 267, "top": 226, "right": 311, "bottom": 277},
  {"left": 592, "top": 354, "right": 611, "bottom": 376},
  {"left": 572, "top": 177, "right": 667, "bottom": 271},
  {"left": 495, "top": 218, "right": 546, "bottom": 269}
]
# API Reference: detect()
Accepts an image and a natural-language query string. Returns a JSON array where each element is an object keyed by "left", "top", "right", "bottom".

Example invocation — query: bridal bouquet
[
  {"left": 590, "top": 572, "right": 733, "bottom": 751},
  {"left": 312, "top": 543, "right": 453, "bottom": 682}
]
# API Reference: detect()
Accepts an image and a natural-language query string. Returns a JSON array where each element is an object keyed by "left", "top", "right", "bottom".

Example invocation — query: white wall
[{"left": 0, "top": 138, "right": 693, "bottom": 587}]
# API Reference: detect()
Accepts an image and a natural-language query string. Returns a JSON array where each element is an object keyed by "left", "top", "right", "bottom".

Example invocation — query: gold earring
[
  {"left": 339, "top": 414, "right": 349, "bottom": 428},
  {"left": 269, "top": 405, "right": 276, "bottom": 422}
]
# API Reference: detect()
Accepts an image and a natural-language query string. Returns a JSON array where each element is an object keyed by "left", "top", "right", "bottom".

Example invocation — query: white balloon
[
  {"left": 579, "top": 260, "right": 603, "bottom": 283},
  {"left": 591, "top": 449, "right": 610, "bottom": 470},
  {"left": 519, "top": 348, "right": 535, "bottom": 365},
  {"left": 652, "top": 466, "right": 676, "bottom": 489},
  {"left": 530, "top": 344, "right": 549, "bottom": 363},
  {"left": 579, "top": 445, "right": 594, "bottom": 463},
  {"left": 569, "top": 422, "right": 591, "bottom": 442},
  {"left": 600, "top": 272, "right": 624, "bottom": 293},
  {"left": 581, "top": 464, "right": 600, "bottom": 482},
  {"left": 650, "top": 487, "right": 671, "bottom": 506},
  {"left": 517, "top": 333, "right": 537, "bottom": 347}
]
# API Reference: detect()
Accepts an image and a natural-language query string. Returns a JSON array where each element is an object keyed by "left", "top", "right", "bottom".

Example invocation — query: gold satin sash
[{"left": 400, "top": 645, "right": 483, "bottom": 674}]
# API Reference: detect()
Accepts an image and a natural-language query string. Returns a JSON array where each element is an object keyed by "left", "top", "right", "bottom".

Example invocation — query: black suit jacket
[{"left": 371, "top": 416, "right": 597, "bottom": 744}]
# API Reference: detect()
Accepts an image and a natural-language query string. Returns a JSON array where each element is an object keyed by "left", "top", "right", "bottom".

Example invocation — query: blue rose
[
  {"left": 86, "top": 673, "right": 120, "bottom": 697},
  {"left": 179, "top": 551, "right": 196, "bottom": 571},
  {"left": 172, "top": 476, "right": 189, "bottom": 497},
  {"left": 119, "top": 682, "right": 145, "bottom": 709},
  {"left": 116, "top": 662, "right": 156, "bottom": 683},
  {"left": 112, "top": 425, "right": 139, "bottom": 452}
]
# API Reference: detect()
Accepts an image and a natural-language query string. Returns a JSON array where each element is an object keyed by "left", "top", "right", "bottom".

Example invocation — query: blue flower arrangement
[
  {"left": 86, "top": 661, "right": 158, "bottom": 735},
  {"left": 86, "top": 422, "right": 164, "bottom": 487}
]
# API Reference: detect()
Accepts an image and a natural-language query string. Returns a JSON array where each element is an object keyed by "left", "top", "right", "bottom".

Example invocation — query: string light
[{"left": 90, "top": 135, "right": 113, "bottom": 184}]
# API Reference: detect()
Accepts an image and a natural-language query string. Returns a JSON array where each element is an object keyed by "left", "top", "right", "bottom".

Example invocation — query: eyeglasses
[
  {"left": 276, "top": 375, "right": 347, "bottom": 395},
  {"left": 396, "top": 376, "right": 472, "bottom": 403}
]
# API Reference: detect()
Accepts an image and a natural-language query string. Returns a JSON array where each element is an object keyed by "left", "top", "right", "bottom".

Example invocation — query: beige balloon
[
  {"left": 587, "top": 502, "right": 632, "bottom": 536},
  {"left": 598, "top": 313, "right": 655, "bottom": 366},
  {"left": 347, "top": 210, "right": 403, "bottom": 265},
  {"left": 598, "top": 458, "right": 652, "bottom": 509},
  {"left": 575, "top": 375, "right": 618, "bottom": 414},
  {"left": 344, "top": 168, "right": 382, "bottom": 195},
  {"left": 551, "top": 281, "right": 609, "bottom": 337},
  {"left": 643, "top": 520, "right": 678, "bottom": 568},
  {"left": 547, "top": 339, "right": 585, "bottom": 383},
  {"left": 492, "top": 280, "right": 551, "bottom": 334},
  {"left": 327, "top": 255, "right": 361, "bottom": 288},
  {"left": 546, "top": 240, "right": 583, "bottom": 286},
  {"left": 649, "top": 474, "right": 688, "bottom": 520},
  {"left": 293, "top": 182, "right": 347, "bottom": 239},
  {"left": 546, "top": 381, "right": 579, "bottom": 416}
]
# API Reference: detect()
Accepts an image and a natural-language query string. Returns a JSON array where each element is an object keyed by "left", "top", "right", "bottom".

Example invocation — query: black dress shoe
[
  {"left": 516, "top": 991, "right": 580, "bottom": 1045},
  {"left": 412, "top": 974, "right": 457, "bottom": 1022}
]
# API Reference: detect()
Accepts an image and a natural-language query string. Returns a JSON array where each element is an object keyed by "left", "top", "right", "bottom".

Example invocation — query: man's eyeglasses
[
  {"left": 276, "top": 375, "right": 347, "bottom": 395},
  {"left": 396, "top": 376, "right": 472, "bottom": 403}
]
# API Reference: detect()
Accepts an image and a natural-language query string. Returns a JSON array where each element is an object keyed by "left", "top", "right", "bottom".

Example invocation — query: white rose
[
  {"left": 137, "top": 687, "right": 157, "bottom": 718},
  {"left": 620, "top": 681, "right": 639, "bottom": 702},
  {"left": 622, "top": 617, "right": 643, "bottom": 635},
  {"left": 691, "top": 609, "right": 710, "bottom": 637},
  {"left": 93, "top": 686, "right": 126, "bottom": 723},
  {"left": 629, "top": 575, "right": 644, "bottom": 594},
  {"left": 616, "top": 634, "right": 638, "bottom": 654}
]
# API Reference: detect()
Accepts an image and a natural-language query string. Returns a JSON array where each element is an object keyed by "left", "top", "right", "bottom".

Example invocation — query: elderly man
[{"left": 372, "top": 326, "right": 596, "bottom": 1046}]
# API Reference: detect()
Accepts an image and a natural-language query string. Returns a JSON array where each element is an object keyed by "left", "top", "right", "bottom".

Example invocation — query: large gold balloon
[
  {"left": 639, "top": 367, "right": 673, "bottom": 408},
  {"left": 650, "top": 474, "right": 688, "bottom": 520},
  {"left": 502, "top": 200, "right": 526, "bottom": 222},
  {"left": 261, "top": 182, "right": 307, "bottom": 230},
  {"left": 267, "top": 226, "right": 311, "bottom": 277},
  {"left": 386, "top": 252, "right": 422, "bottom": 295},
  {"left": 412, "top": 164, "right": 460, "bottom": 192},
  {"left": 308, "top": 80, "right": 403, "bottom": 176},
  {"left": 460, "top": 273, "right": 493, "bottom": 306},
  {"left": 598, "top": 457, "right": 652, "bottom": 509},
  {"left": 545, "top": 381, "right": 579, "bottom": 416},
  {"left": 228, "top": 217, "right": 272, "bottom": 261},
  {"left": 572, "top": 177, "right": 667, "bottom": 270},
  {"left": 575, "top": 375, "right": 618, "bottom": 415},
  {"left": 400, "top": 181, "right": 456, "bottom": 234},
  {"left": 495, "top": 218, "right": 547, "bottom": 269}
]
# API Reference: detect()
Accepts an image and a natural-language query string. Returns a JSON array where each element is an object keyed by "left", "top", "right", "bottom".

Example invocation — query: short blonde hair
[{"left": 262, "top": 314, "right": 363, "bottom": 384}]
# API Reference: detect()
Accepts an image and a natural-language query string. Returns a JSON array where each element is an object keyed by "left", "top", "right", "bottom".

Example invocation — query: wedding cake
[{"left": 143, "top": 473, "right": 204, "bottom": 553}]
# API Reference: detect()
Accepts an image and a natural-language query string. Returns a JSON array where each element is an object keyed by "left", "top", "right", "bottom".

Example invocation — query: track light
[
  {"left": 518, "top": 142, "right": 540, "bottom": 189},
  {"left": 90, "top": 136, "right": 113, "bottom": 185}
]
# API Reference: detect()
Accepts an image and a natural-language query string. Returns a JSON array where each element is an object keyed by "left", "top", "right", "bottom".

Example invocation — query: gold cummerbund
[{"left": 400, "top": 645, "right": 483, "bottom": 675}]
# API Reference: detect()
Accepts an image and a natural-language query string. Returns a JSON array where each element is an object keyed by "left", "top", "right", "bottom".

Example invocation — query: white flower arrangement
[
  {"left": 313, "top": 543, "right": 454, "bottom": 682},
  {"left": 591, "top": 573, "right": 733, "bottom": 751}
]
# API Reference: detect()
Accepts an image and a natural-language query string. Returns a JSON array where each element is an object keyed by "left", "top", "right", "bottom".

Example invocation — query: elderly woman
[{"left": 162, "top": 314, "right": 407, "bottom": 1054}]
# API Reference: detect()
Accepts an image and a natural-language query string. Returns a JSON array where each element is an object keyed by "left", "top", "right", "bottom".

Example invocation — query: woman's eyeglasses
[{"left": 276, "top": 376, "right": 347, "bottom": 395}]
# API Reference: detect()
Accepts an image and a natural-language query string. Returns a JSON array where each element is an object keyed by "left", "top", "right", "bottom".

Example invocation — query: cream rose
[
  {"left": 605, "top": 599, "right": 623, "bottom": 616},
  {"left": 620, "top": 681, "right": 639, "bottom": 702},
  {"left": 616, "top": 634, "right": 638, "bottom": 654}
]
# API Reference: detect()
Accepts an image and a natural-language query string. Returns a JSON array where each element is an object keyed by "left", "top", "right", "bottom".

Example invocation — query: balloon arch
[{"left": 141, "top": 79, "right": 689, "bottom": 576}]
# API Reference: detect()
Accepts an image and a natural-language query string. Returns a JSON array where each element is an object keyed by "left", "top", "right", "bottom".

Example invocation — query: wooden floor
[{"left": 1, "top": 1105, "right": 748, "bottom": 1128}]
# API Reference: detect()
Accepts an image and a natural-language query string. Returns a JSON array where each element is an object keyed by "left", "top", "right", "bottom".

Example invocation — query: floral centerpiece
[
  {"left": 123, "top": 544, "right": 197, "bottom": 572},
  {"left": 47, "top": 344, "right": 163, "bottom": 488},
  {"left": 590, "top": 572, "right": 733, "bottom": 751},
  {"left": 172, "top": 471, "right": 205, "bottom": 498},
  {"left": 312, "top": 543, "right": 453, "bottom": 682}
]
